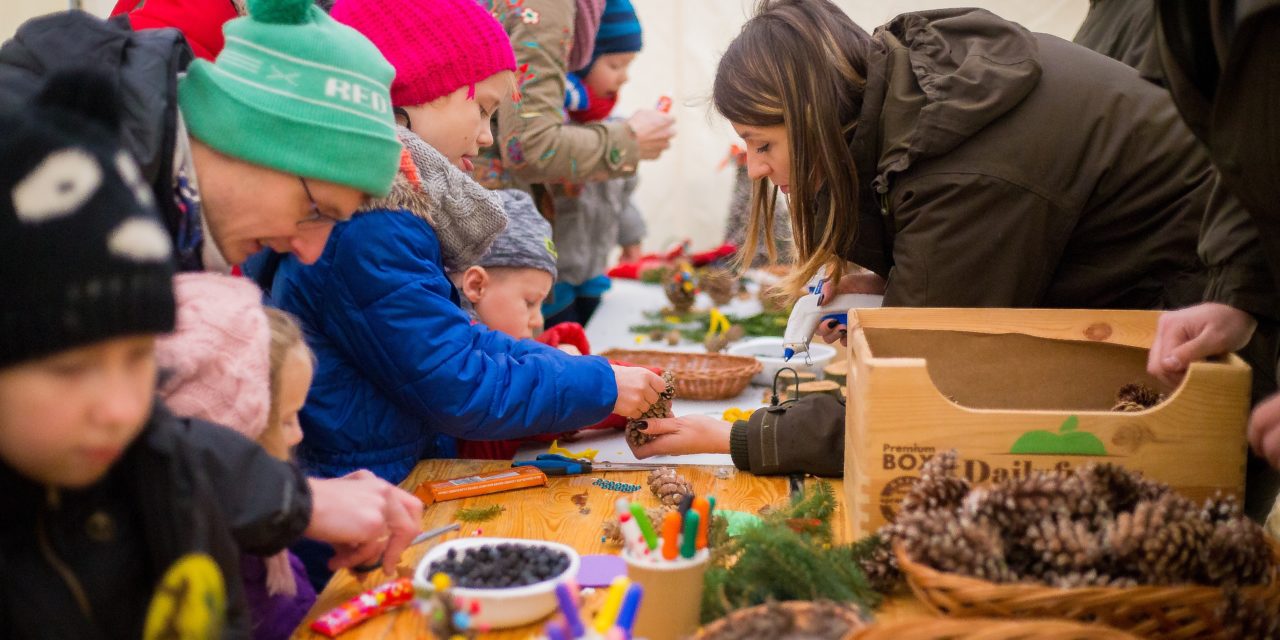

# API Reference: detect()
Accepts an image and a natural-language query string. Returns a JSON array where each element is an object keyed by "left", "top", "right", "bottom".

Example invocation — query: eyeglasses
[{"left": 297, "top": 177, "right": 344, "bottom": 229}]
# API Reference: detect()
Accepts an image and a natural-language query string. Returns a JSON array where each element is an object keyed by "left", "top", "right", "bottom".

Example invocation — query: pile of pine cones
[{"left": 862, "top": 452, "right": 1275, "bottom": 593}]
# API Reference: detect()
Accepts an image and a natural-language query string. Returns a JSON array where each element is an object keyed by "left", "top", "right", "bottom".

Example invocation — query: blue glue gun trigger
[{"left": 821, "top": 312, "right": 848, "bottom": 327}]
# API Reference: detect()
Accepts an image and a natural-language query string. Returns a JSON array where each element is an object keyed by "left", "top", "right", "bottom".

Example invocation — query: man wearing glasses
[{"left": 0, "top": 0, "right": 402, "bottom": 273}]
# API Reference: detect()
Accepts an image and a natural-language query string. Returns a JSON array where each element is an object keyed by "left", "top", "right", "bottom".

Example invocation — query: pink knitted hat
[
  {"left": 155, "top": 273, "right": 271, "bottom": 439},
  {"left": 332, "top": 0, "right": 518, "bottom": 107}
]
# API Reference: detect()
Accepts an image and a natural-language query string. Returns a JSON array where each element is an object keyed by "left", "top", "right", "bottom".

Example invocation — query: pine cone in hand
[
  {"left": 626, "top": 371, "right": 677, "bottom": 447},
  {"left": 648, "top": 467, "right": 693, "bottom": 507}
]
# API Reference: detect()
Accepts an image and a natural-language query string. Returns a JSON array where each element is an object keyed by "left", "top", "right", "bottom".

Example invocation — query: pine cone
[
  {"left": 699, "top": 268, "right": 738, "bottom": 306},
  {"left": 1022, "top": 513, "right": 1102, "bottom": 577},
  {"left": 962, "top": 472, "right": 1103, "bottom": 538},
  {"left": 1077, "top": 463, "right": 1145, "bottom": 514},
  {"left": 1103, "top": 494, "right": 1208, "bottom": 585},
  {"left": 626, "top": 372, "right": 677, "bottom": 447},
  {"left": 1200, "top": 492, "right": 1244, "bottom": 524},
  {"left": 1200, "top": 515, "right": 1274, "bottom": 587},
  {"left": 1113, "top": 383, "right": 1164, "bottom": 410},
  {"left": 900, "top": 451, "right": 971, "bottom": 514},
  {"left": 602, "top": 506, "right": 669, "bottom": 545},
  {"left": 1217, "top": 588, "right": 1280, "bottom": 640},
  {"left": 856, "top": 529, "right": 901, "bottom": 593},
  {"left": 648, "top": 467, "right": 693, "bottom": 506},
  {"left": 894, "top": 509, "right": 1013, "bottom": 583}
]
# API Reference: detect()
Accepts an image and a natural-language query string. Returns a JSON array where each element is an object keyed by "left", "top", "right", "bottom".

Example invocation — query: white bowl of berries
[{"left": 414, "top": 537, "right": 581, "bottom": 629}]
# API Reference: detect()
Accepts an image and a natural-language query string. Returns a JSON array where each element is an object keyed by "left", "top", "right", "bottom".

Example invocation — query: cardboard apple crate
[{"left": 844, "top": 308, "right": 1251, "bottom": 538}]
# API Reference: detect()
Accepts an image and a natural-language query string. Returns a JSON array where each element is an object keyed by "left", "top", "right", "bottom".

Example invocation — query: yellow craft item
[
  {"left": 431, "top": 573, "right": 452, "bottom": 591},
  {"left": 592, "top": 576, "right": 631, "bottom": 633},
  {"left": 707, "top": 308, "right": 732, "bottom": 338},
  {"left": 548, "top": 439, "right": 598, "bottom": 461},
  {"left": 722, "top": 407, "right": 752, "bottom": 423}
]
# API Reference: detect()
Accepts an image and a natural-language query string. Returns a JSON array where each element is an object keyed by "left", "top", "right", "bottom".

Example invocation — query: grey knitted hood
[{"left": 365, "top": 127, "right": 507, "bottom": 272}]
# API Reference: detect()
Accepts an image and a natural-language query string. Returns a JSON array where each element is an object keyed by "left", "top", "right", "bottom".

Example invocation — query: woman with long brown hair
[{"left": 627, "top": 0, "right": 1265, "bottom": 475}]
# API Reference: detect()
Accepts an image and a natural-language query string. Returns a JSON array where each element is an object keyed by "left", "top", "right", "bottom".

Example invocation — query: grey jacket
[{"left": 551, "top": 175, "right": 645, "bottom": 286}]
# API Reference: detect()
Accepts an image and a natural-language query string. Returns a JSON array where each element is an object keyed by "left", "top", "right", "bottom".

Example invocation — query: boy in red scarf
[{"left": 546, "top": 0, "right": 648, "bottom": 327}]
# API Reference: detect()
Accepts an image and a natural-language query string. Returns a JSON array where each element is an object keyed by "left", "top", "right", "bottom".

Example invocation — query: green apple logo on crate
[{"left": 1009, "top": 415, "right": 1107, "bottom": 456}]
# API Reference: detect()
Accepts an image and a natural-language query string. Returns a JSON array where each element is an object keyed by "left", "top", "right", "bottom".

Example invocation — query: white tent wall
[
  {"left": 3, "top": 0, "right": 1090, "bottom": 254},
  {"left": 616, "top": 0, "right": 1089, "bottom": 252}
]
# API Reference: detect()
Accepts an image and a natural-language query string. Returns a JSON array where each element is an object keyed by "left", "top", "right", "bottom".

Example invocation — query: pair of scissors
[{"left": 512, "top": 454, "right": 665, "bottom": 476}]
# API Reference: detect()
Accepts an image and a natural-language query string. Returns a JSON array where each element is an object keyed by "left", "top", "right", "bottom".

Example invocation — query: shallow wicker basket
[
  {"left": 895, "top": 544, "right": 1280, "bottom": 639},
  {"left": 694, "top": 600, "right": 866, "bottom": 640},
  {"left": 849, "top": 617, "right": 1141, "bottom": 640},
  {"left": 600, "top": 349, "right": 761, "bottom": 400}
]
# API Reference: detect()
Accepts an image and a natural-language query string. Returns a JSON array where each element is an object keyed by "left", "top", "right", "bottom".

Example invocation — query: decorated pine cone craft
[
  {"left": 873, "top": 452, "right": 1277, "bottom": 592},
  {"left": 626, "top": 371, "right": 677, "bottom": 448},
  {"left": 648, "top": 467, "right": 693, "bottom": 507},
  {"left": 664, "top": 266, "right": 698, "bottom": 313}
]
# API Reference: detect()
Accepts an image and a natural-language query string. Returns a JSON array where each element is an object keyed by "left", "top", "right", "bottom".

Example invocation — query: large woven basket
[
  {"left": 600, "top": 350, "right": 761, "bottom": 400},
  {"left": 895, "top": 544, "right": 1280, "bottom": 639},
  {"left": 849, "top": 617, "right": 1141, "bottom": 640}
]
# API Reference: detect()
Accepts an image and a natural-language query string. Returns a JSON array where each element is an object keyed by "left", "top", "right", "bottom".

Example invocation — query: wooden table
[{"left": 293, "top": 459, "right": 931, "bottom": 638}]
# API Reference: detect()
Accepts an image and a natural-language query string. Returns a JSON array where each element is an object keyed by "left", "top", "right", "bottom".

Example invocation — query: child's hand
[
  {"left": 630, "top": 415, "right": 732, "bottom": 457},
  {"left": 305, "top": 470, "right": 425, "bottom": 576},
  {"left": 611, "top": 365, "right": 666, "bottom": 417},
  {"left": 627, "top": 108, "right": 676, "bottom": 160}
]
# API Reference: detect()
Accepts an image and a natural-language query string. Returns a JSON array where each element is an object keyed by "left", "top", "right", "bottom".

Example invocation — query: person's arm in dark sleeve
[{"left": 728, "top": 394, "right": 846, "bottom": 477}]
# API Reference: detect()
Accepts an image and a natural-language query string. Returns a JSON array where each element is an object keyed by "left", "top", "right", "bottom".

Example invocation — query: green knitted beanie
[{"left": 178, "top": 0, "right": 400, "bottom": 196}]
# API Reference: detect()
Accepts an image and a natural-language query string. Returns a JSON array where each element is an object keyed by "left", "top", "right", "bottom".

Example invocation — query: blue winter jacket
[{"left": 251, "top": 208, "right": 617, "bottom": 484}]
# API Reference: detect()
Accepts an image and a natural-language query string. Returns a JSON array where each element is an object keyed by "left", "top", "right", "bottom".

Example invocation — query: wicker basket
[
  {"left": 600, "top": 350, "right": 761, "bottom": 400},
  {"left": 849, "top": 617, "right": 1141, "bottom": 640},
  {"left": 895, "top": 544, "right": 1280, "bottom": 639},
  {"left": 694, "top": 600, "right": 866, "bottom": 640}
]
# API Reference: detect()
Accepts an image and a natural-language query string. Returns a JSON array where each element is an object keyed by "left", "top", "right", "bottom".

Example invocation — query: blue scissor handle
[
  {"left": 821, "top": 312, "right": 848, "bottom": 326},
  {"left": 513, "top": 454, "right": 590, "bottom": 475}
]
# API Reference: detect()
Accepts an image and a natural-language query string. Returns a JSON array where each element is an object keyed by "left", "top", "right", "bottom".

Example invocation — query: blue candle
[{"left": 613, "top": 583, "right": 645, "bottom": 633}]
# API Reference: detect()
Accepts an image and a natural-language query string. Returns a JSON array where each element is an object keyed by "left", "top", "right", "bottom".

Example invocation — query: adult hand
[
  {"left": 619, "top": 244, "right": 644, "bottom": 264},
  {"left": 1147, "top": 303, "right": 1256, "bottom": 387},
  {"left": 627, "top": 109, "right": 676, "bottom": 161},
  {"left": 812, "top": 271, "right": 888, "bottom": 347},
  {"left": 1250, "top": 393, "right": 1280, "bottom": 469},
  {"left": 305, "top": 470, "right": 424, "bottom": 575},
  {"left": 630, "top": 415, "right": 732, "bottom": 458},
  {"left": 611, "top": 365, "right": 665, "bottom": 417}
]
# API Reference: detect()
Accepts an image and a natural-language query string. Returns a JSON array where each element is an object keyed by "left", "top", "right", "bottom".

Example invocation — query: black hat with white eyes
[{"left": 0, "top": 69, "right": 176, "bottom": 368}]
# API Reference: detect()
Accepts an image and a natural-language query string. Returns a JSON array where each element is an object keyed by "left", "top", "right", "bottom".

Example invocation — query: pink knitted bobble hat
[
  {"left": 155, "top": 273, "right": 271, "bottom": 440},
  {"left": 332, "top": 0, "right": 517, "bottom": 107}
]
